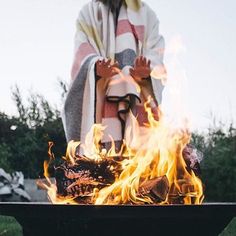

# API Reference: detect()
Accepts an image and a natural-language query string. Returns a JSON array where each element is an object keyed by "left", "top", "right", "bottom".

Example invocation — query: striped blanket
[{"left": 62, "top": 0, "right": 166, "bottom": 153}]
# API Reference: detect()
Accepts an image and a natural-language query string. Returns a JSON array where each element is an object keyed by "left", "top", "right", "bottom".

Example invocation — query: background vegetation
[
  {"left": 0, "top": 84, "right": 67, "bottom": 179},
  {"left": 192, "top": 125, "right": 236, "bottom": 202},
  {"left": 0, "top": 84, "right": 235, "bottom": 202},
  {"left": 0, "top": 84, "right": 235, "bottom": 236}
]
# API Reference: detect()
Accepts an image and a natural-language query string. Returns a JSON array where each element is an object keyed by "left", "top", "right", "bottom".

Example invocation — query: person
[{"left": 62, "top": 0, "right": 166, "bottom": 152}]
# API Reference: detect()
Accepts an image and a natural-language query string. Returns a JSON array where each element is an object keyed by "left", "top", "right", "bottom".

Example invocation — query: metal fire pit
[{"left": 0, "top": 203, "right": 236, "bottom": 236}]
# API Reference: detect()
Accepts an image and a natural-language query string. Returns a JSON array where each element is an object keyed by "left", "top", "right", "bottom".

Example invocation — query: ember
[{"left": 40, "top": 97, "right": 204, "bottom": 205}]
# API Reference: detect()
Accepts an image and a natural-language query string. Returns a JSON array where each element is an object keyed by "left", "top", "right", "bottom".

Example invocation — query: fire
[
  {"left": 94, "top": 99, "right": 203, "bottom": 205},
  {"left": 37, "top": 142, "right": 77, "bottom": 204},
  {"left": 42, "top": 97, "right": 204, "bottom": 205},
  {"left": 41, "top": 36, "right": 204, "bottom": 205}
]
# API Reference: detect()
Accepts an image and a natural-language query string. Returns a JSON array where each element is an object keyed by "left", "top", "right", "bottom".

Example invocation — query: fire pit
[
  {"left": 0, "top": 202, "right": 236, "bottom": 236},
  {"left": 2, "top": 91, "right": 230, "bottom": 235}
]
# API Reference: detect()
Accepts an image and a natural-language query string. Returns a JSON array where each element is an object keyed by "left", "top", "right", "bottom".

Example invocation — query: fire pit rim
[
  {"left": 1, "top": 202, "right": 236, "bottom": 219},
  {"left": 1, "top": 202, "right": 236, "bottom": 236}
]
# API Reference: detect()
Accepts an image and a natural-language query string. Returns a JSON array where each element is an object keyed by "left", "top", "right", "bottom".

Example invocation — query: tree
[
  {"left": 0, "top": 82, "right": 235, "bottom": 202},
  {"left": 192, "top": 125, "right": 236, "bottom": 202},
  {"left": 0, "top": 85, "right": 67, "bottom": 178}
]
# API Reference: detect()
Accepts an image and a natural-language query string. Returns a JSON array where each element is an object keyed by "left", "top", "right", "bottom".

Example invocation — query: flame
[
  {"left": 42, "top": 35, "right": 204, "bottom": 205},
  {"left": 94, "top": 99, "right": 204, "bottom": 205},
  {"left": 38, "top": 142, "right": 77, "bottom": 204},
  {"left": 80, "top": 124, "right": 105, "bottom": 161},
  {"left": 42, "top": 97, "right": 204, "bottom": 205}
]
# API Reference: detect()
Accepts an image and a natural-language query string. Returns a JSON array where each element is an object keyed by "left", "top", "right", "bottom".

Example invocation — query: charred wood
[{"left": 138, "top": 176, "right": 169, "bottom": 203}]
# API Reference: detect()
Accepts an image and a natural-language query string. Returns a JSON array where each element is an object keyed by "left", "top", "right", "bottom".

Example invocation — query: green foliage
[
  {"left": 0, "top": 143, "right": 13, "bottom": 173},
  {"left": 0, "top": 85, "right": 66, "bottom": 178},
  {"left": 0, "top": 215, "right": 22, "bottom": 236},
  {"left": 0, "top": 83, "right": 235, "bottom": 202},
  {"left": 192, "top": 125, "right": 236, "bottom": 202},
  {"left": 220, "top": 218, "right": 236, "bottom": 236}
]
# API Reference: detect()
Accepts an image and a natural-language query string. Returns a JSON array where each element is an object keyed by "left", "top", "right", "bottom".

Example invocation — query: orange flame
[
  {"left": 38, "top": 142, "right": 77, "bottom": 204},
  {"left": 94, "top": 99, "right": 204, "bottom": 205},
  {"left": 42, "top": 36, "right": 204, "bottom": 205},
  {"left": 42, "top": 97, "right": 204, "bottom": 205}
]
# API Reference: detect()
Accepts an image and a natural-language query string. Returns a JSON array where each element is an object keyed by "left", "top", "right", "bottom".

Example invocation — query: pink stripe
[
  {"left": 116, "top": 19, "right": 145, "bottom": 42},
  {"left": 102, "top": 101, "right": 118, "bottom": 118},
  {"left": 136, "top": 105, "right": 159, "bottom": 126},
  {"left": 116, "top": 20, "right": 133, "bottom": 36},
  {"left": 71, "top": 42, "right": 96, "bottom": 80},
  {"left": 132, "top": 24, "right": 145, "bottom": 43},
  {"left": 102, "top": 101, "right": 159, "bottom": 127}
]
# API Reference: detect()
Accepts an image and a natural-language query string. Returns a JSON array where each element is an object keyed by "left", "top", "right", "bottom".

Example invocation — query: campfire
[{"left": 40, "top": 97, "right": 204, "bottom": 205}]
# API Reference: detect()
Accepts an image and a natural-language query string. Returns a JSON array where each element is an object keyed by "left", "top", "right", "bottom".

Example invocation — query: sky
[{"left": 0, "top": 0, "right": 236, "bottom": 131}]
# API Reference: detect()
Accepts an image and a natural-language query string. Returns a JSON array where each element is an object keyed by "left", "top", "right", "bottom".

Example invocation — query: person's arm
[{"left": 95, "top": 59, "right": 120, "bottom": 123}]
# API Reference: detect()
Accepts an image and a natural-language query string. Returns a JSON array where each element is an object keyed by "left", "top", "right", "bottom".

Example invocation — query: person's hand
[
  {"left": 130, "top": 56, "right": 151, "bottom": 87},
  {"left": 96, "top": 59, "right": 119, "bottom": 79}
]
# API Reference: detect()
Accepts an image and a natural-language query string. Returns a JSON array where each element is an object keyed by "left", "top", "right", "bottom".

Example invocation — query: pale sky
[{"left": 0, "top": 0, "right": 236, "bottom": 131}]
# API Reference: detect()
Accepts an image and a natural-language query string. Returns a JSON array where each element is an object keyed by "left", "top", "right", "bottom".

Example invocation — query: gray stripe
[
  {"left": 115, "top": 48, "right": 136, "bottom": 69},
  {"left": 62, "top": 55, "right": 96, "bottom": 142}
]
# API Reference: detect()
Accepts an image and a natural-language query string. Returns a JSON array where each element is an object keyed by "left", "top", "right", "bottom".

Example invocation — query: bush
[
  {"left": 192, "top": 125, "right": 236, "bottom": 202},
  {"left": 0, "top": 84, "right": 235, "bottom": 202},
  {"left": 0, "top": 86, "right": 66, "bottom": 178}
]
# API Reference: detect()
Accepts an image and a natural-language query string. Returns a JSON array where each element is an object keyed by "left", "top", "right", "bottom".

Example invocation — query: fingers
[
  {"left": 129, "top": 68, "right": 135, "bottom": 78},
  {"left": 97, "top": 58, "right": 111, "bottom": 66},
  {"left": 104, "top": 58, "right": 112, "bottom": 67},
  {"left": 129, "top": 68, "right": 134, "bottom": 75},
  {"left": 142, "top": 56, "right": 150, "bottom": 66},
  {"left": 143, "top": 56, "right": 146, "bottom": 66},
  {"left": 138, "top": 56, "right": 145, "bottom": 66},
  {"left": 130, "top": 67, "right": 136, "bottom": 74},
  {"left": 134, "top": 56, "right": 151, "bottom": 67},
  {"left": 102, "top": 58, "right": 120, "bottom": 68},
  {"left": 130, "top": 68, "right": 142, "bottom": 84},
  {"left": 135, "top": 56, "right": 141, "bottom": 67},
  {"left": 96, "top": 59, "right": 103, "bottom": 66},
  {"left": 134, "top": 57, "right": 138, "bottom": 67},
  {"left": 129, "top": 68, "right": 138, "bottom": 78}
]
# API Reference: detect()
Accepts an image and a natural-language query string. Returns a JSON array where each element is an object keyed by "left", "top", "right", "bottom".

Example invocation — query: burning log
[
  {"left": 167, "top": 178, "right": 203, "bottom": 204},
  {"left": 41, "top": 106, "right": 204, "bottom": 205},
  {"left": 48, "top": 142, "right": 203, "bottom": 205},
  {"left": 55, "top": 156, "right": 121, "bottom": 203},
  {"left": 138, "top": 176, "right": 169, "bottom": 203},
  {"left": 55, "top": 158, "right": 171, "bottom": 204}
]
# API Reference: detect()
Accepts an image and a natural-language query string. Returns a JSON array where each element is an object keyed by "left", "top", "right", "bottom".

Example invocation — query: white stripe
[
  {"left": 102, "top": 118, "right": 122, "bottom": 142},
  {"left": 115, "top": 34, "right": 137, "bottom": 53}
]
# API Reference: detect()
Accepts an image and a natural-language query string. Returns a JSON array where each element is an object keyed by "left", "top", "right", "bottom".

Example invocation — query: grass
[
  {"left": 220, "top": 218, "right": 236, "bottom": 236},
  {"left": 0, "top": 215, "right": 236, "bottom": 236},
  {"left": 0, "top": 216, "right": 22, "bottom": 236}
]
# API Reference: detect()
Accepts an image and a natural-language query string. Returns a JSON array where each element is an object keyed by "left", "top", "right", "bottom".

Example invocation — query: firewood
[
  {"left": 167, "top": 178, "right": 201, "bottom": 204},
  {"left": 55, "top": 156, "right": 121, "bottom": 201},
  {"left": 138, "top": 176, "right": 169, "bottom": 202}
]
